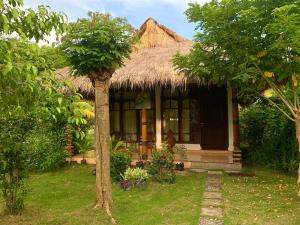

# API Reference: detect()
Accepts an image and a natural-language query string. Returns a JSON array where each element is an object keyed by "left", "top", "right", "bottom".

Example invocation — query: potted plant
[
  {"left": 173, "top": 145, "right": 187, "bottom": 171},
  {"left": 74, "top": 129, "right": 94, "bottom": 164}
]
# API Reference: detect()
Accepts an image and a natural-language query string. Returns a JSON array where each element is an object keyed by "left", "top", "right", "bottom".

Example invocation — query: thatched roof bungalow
[{"left": 58, "top": 18, "right": 241, "bottom": 171}]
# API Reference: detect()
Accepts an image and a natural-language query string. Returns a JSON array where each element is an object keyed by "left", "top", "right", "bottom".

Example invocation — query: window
[
  {"left": 110, "top": 90, "right": 155, "bottom": 142},
  {"left": 162, "top": 89, "right": 190, "bottom": 143},
  {"left": 182, "top": 99, "right": 190, "bottom": 142},
  {"left": 123, "top": 101, "right": 137, "bottom": 141}
]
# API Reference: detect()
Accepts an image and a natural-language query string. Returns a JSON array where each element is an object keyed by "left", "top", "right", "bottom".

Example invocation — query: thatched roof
[{"left": 57, "top": 18, "right": 194, "bottom": 94}]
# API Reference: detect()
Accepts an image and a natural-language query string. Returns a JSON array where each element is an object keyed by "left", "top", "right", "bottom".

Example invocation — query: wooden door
[{"left": 200, "top": 87, "right": 228, "bottom": 150}]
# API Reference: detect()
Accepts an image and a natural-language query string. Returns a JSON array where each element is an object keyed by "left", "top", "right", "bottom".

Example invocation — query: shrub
[
  {"left": 0, "top": 115, "right": 32, "bottom": 214},
  {"left": 149, "top": 144, "right": 176, "bottom": 183},
  {"left": 121, "top": 167, "right": 150, "bottom": 190},
  {"left": 240, "top": 102, "right": 299, "bottom": 172},
  {"left": 25, "top": 127, "right": 67, "bottom": 172},
  {"left": 110, "top": 151, "right": 131, "bottom": 181}
]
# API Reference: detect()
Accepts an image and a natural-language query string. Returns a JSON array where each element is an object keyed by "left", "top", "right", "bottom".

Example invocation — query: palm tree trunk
[
  {"left": 295, "top": 110, "right": 300, "bottom": 197},
  {"left": 94, "top": 79, "right": 113, "bottom": 209}
]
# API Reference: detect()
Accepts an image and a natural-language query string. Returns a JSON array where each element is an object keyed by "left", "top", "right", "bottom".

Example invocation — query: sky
[{"left": 23, "top": 0, "right": 209, "bottom": 42}]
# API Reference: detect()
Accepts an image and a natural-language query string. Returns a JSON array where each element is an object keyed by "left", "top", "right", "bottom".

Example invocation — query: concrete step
[{"left": 190, "top": 161, "right": 241, "bottom": 171}]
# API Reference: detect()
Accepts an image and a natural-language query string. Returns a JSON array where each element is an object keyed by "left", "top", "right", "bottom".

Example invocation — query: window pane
[
  {"left": 124, "top": 110, "right": 137, "bottom": 141},
  {"left": 182, "top": 108, "right": 190, "bottom": 142},
  {"left": 182, "top": 99, "right": 189, "bottom": 108},
  {"left": 183, "top": 134, "right": 190, "bottom": 142},
  {"left": 163, "top": 100, "right": 170, "bottom": 108},
  {"left": 114, "top": 92, "right": 120, "bottom": 100},
  {"left": 130, "top": 102, "right": 135, "bottom": 109},
  {"left": 123, "top": 92, "right": 135, "bottom": 100},
  {"left": 170, "top": 100, "right": 178, "bottom": 108},
  {"left": 123, "top": 102, "right": 130, "bottom": 110},
  {"left": 147, "top": 109, "right": 154, "bottom": 133},
  {"left": 113, "top": 102, "right": 120, "bottom": 110},
  {"left": 110, "top": 111, "right": 120, "bottom": 133},
  {"left": 182, "top": 109, "right": 190, "bottom": 133},
  {"left": 163, "top": 90, "right": 171, "bottom": 98},
  {"left": 170, "top": 90, "right": 179, "bottom": 98},
  {"left": 163, "top": 109, "right": 179, "bottom": 141},
  {"left": 190, "top": 99, "right": 201, "bottom": 143},
  {"left": 181, "top": 90, "right": 189, "bottom": 97}
]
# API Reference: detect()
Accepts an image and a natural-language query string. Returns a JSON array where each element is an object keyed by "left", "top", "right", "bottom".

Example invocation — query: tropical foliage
[
  {"left": 149, "top": 144, "right": 176, "bottom": 184},
  {"left": 0, "top": 0, "right": 84, "bottom": 213},
  {"left": 240, "top": 101, "right": 299, "bottom": 173},
  {"left": 174, "top": 0, "right": 300, "bottom": 195}
]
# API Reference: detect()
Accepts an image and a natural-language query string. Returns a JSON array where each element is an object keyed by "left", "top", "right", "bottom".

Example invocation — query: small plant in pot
[
  {"left": 173, "top": 145, "right": 187, "bottom": 171},
  {"left": 74, "top": 129, "right": 94, "bottom": 165}
]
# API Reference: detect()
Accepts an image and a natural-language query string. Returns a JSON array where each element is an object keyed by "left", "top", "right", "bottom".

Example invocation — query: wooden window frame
[
  {"left": 161, "top": 88, "right": 192, "bottom": 144},
  {"left": 109, "top": 89, "right": 156, "bottom": 143}
]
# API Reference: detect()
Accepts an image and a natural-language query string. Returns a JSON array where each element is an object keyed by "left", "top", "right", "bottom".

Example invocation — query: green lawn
[
  {"left": 223, "top": 167, "right": 300, "bottom": 225},
  {"left": 0, "top": 165, "right": 205, "bottom": 225}
]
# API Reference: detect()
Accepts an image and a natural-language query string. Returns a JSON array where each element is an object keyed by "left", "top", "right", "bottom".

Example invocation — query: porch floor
[{"left": 67, "top": 150, "right": 241, "bottom": 172}]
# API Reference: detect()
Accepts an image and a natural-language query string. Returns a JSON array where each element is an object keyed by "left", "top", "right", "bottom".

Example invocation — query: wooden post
[
  {"left": 232, "top": 89, "right": 241, "bottom": 164},
  {"left": 141, "top": 108, "right": 148, "bottom": 156}
]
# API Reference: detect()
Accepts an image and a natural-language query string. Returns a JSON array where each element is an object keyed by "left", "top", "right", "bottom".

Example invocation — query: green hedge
[{"left": 240, "top": 102, "right": 299, "bottom": 173}]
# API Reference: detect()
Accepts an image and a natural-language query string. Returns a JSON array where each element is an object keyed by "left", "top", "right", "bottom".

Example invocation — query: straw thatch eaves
[{"left": 56, "top": 18, "right": 195, "bottom": 95}]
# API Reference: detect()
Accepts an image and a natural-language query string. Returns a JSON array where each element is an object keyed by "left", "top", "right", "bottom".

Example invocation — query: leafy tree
[
  {"left": 0, "top": 0, "right": 66, "bottom": 213},
  {"left": 174, "top": 0, "right": 300, "bottom": 195},
  {"left": 62, "top": 12, "right": 137, "bottom": 218},
  {"left": 40, "top": 45, "right": 70, "bottom": 69},
  {"left": 0, "top": 0, "right": 66, "bottom": 40}
]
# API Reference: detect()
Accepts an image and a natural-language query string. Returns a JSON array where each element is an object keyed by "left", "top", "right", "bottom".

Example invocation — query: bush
[
  {"left": 240, "top": 102, "right": 299, "bottom": 173},
  {"left": 110, "top": 151, "right": 131, "bottom": 181},
  {"left": 0, "top": 116, "right": 32, "bottom": 214},
  {"left": 149, "top": 144, "right": 176, "bottom": 183},
  {"left": 25, "top": 127, "right": 67, "bottom": 172},
  {"left": 121, "top": 167, "right": 150, "bottom": 190}
]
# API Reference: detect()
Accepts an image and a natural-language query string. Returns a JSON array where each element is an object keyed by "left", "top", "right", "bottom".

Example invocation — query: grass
[
  {"left": 223, "top": 167, "right": 300, "bottom": 225},
  {"left": 0, "top": 165, "right": 205, "bottom": 225}
]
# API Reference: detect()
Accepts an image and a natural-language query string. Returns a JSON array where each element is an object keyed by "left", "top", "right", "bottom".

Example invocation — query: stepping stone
[
  {"left": 201, "top": 206, "right": 223, "bottom": 218},
  {"left": 206, "top": 176, "right": 221, "bottom": 181},
  {"left": 206, "top": 180, "right": 221, "bottom": 186},
  {"left": 199, "top": 217, "right": 224, "bottom": 225},
  {"left": 203, "top": 192, "right": 222, "bottom": 199},
  {"left": 205, "top": 181, "right": 221, "bottom": 188},
  {"left": 202, "top": 198, "right": 222, "bottom": 207},
  {"left": 208, "top": 171, "right": 223, "bottom": 175},
  {"left": 207, "top": 175, "right": 222, "bottom": 179},
  {"left": 207, "top": 175, "right": 222, "bottom": 180},
  {"left": 205, "top": 185, "right": 221, "bottom": 192}
]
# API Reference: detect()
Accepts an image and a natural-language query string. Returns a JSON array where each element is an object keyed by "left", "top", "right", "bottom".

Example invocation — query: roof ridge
[{"left": 138, "top": 17, "right": 189, "bottom": 43}]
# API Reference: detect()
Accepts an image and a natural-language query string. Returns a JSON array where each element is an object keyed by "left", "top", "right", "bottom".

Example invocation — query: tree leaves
[
  {"left": 174, "top": 0, "right": 300, "bottom": 106},
  {"left": 1, "top": 0, "right": 66, "bottom": 41},
  {"left": 62, "top": 12, "right": 137, "bottom": 79}
]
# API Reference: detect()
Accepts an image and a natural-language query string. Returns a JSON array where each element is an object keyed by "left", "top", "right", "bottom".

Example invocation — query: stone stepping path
[{"left": 199, "top": 171, "right": 224, "bottom": 225}]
